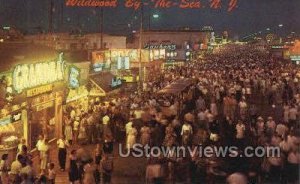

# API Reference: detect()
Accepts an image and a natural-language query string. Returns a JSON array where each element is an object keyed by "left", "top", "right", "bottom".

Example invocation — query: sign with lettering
[
  {"left": 69, "top": 66, "right": 80, "bottom": 89},
  {"left": 65, "top": 0, "right": 239, "bottom": 12},
  {"left": 0, "top": 116, "right": 11, "bottom": 126},
  {"left": 26, "top": 84, "right": 53, "bottom": 97},
  {"left": 290, "top": 55, "right": 300, "bottom": 61},
  {"left": 111, "top": 78, "right": 122, "bottom": 88},
  {"left": 36, "top": 101, "right": 54, "bottom": 112},
  {"left": 145, "top": 43, "right": 176, "bottom": 51},
  {"left": 12, "top": 53, "right": 66, "bottom": 93},
  {"left": 271, "top": 45, "right": 288, "bottom": 49},
  {"left": 11, "top": 112, "right": 22, "bottom": 122}
]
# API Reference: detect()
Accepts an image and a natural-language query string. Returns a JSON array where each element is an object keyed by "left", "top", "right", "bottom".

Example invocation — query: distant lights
[
  {"left": 266, "top": 28, "right": 270, "bottom": 31},
  {"left": 132, "top": 30, "right": 137, "bottom": 33},
  {"left": 278, "top": 24, "right": 283, "bottom": 27},
  {"left": 153, "top": 14, "right": 159, "bottom": 19}
]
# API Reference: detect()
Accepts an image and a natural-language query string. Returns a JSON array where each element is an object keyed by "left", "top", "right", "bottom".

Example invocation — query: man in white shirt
[
  {"left": 57, "top": 136, "right": 69, "bottom": 171},
  {"left": 102, "top": 115, "right": 110, "bottom": 125},
  {"left": 36, "top": 135, "right": 45, "bottom": 161}
]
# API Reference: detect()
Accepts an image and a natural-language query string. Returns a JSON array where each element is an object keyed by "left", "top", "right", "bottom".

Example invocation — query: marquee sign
[
  {"left": 12, "top": 53, "right": 66, "bottom": 93},
  {"left": 26, "top": 84, "right": 53, "bottom": 97},
  {"left": 144, "top": 43, "right": 176, "bottom": 51}
]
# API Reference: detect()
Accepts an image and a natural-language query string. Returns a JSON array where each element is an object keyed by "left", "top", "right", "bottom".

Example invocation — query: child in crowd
[{"left": 48, "top": 163, "right": 56, "bottom": 184}]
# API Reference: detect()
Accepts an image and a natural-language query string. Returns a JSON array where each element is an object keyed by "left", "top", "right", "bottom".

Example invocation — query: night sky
[{"left": 0, "top": 0, "right": 299, "bottom": 37}]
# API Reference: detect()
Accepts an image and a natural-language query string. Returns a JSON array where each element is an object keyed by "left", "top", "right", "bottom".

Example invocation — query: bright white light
[
  {"left": 153, "top": 14, "right": 159, "bottom": 19},
  {"left": 132, "top": 30, "right": 137, "bottom": 33},
  {"left": 278, "top": 24, "right": 283, "bottom": 27},
  {"left": 266, "top": 28, "right": 270, "bottom": 31}
]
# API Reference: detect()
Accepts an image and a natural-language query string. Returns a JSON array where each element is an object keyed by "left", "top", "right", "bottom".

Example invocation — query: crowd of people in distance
[{"left": 1, "top": 44, "right": 299, "bottom": 184}]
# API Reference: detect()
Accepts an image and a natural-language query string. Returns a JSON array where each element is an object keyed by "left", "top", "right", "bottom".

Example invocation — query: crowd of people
[{"left": 0, "top": 44, "right": 299, "bottom": 184}]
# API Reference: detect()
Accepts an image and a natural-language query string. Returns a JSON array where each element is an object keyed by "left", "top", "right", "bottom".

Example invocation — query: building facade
[
  {"left": 24, "top": 33, "right": 127, "bottom": 51},
  {"left": 127, "top": 30, "right": 210, "bottom": 61}
]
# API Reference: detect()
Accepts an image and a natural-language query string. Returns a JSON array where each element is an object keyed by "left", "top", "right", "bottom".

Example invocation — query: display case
[{"left": 0, "top": 113, "right": 23, "bottom": 150}]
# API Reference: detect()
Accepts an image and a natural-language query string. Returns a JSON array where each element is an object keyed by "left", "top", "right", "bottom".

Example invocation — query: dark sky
[{"left": 0, "top": 0, "right": 299, "bottom": 37}]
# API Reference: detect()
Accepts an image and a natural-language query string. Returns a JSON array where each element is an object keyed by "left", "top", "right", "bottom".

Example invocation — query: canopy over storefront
[
  {"left": 89, "top": 72, "right": 123, "bottom": 97},
  {"left": 157, "top": 78, "right": 194, "bottom": 95}
]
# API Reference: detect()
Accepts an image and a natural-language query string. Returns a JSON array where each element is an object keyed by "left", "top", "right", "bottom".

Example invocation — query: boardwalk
[{"left": 31, "top": 144, "right": 147, "bottom": 184}]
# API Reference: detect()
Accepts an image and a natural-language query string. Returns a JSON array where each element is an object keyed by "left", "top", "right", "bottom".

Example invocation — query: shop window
[
  {"left": 29, "top": 94, "right": 56, "bottom": 149},
  {"left": 0, "top": 111, "right": 24, "bottom": 150}
]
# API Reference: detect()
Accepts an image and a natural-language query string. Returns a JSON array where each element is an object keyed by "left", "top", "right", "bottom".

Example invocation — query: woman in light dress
[
  {"left": 140, "top": 125, "right": 151, "bottom": 146},
  {"left": 283, "top": 103, "right": 290, "bottom": 123},
  {"left": 40, "top": 139, "right": 49, "bottom": 171},
  {"left": 126, "top": 124, "right": 138, "bottom": 150},
  {"left": 64, "top": 117, "right": 73, "bottom": 145}
]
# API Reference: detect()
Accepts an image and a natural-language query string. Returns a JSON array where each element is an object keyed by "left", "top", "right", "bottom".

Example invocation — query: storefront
[
  {"left": 64, "top": 62, "right": 90, "bottom": 118},
  {"left": 0, "top": 103, "right": 27, "bottom": 161},
  {"left": 290, "top": 55, "right": 300, "bottom": 65},
  {"left": 128, "top": 30, "right": 210, "bottom": 62},
  {"left": 0, "top": 43, "right": 73, "bottom": 151},
  {"left": 91, "top": 49, "right": 165, "bottom": 72}
]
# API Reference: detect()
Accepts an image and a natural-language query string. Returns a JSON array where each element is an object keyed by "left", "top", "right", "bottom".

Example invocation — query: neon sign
[
  {"left": 111, "top": 78, "right": 122, "bottom": 88},
  {"left": 12, "top": 53, "right": 65, "bottom": 93},
  {"left": 144, "top": 43, "right": 176, "bottom": 51},
  {"left": 69, "top": 66, "right": 80, "bottom": 89}
]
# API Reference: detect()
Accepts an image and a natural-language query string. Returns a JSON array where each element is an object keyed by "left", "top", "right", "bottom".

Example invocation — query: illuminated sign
[
  {"left": 290, "top": 55, "right": 300, "bottom": 61},
  {"left": 271, "top": 45, "right": 288, "bottom": 49},
  {"left": 11, "top": 112, "right": 22, "bottom": 122},
  {"left": 26, "top": 84, "right": 53, "bottom": 97},
  {"left": 69, "top": 66, "right": 80, "bottom": 89},
  {"left": 12, "top": 53, "right": 65, "bottom": 93},
  {"left": 111, "top": 78, "right": 122, "bottom": 88},
  {"left": 117, "top": 56, "right": 130, "bottom": 70},
  {"left": 93, "top": 63, "right": 105, "bottom": 72},
  {"left": 145, "top": 44, "right": 176, "bottom": 51},
  {"left": 0, "top": 116, "right": 11, "bottom": 126},
  {"left": 36, "top": 101, "right": 54, "bottom": 112}
]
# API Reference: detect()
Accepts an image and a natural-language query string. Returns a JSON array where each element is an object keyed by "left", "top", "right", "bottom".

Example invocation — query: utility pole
[
  {"left": 138, "top": 1, "right": 144, "bottom": 93},
  {"left": 48, "top": 0, "right": 54, "bottom": 33},
  {"left": 100, "top": 7, "right": 104, "bottom": 49},
  {"left": 60, "top": 1, "right": 64, "bottom": 31}
]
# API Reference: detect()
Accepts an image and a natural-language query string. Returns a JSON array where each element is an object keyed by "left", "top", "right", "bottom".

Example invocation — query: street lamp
[
  {"left": 266, "top": 28, "right": 270, "bottom": 31},
  {"left": 149, "top": 13, "right": 160, "bottom": 30},
  {"left": 278, "top": 24, "right": 283, "bottom": 28},
  {"left": 153, "top": 14, "right": 159, "bottom": 19}
]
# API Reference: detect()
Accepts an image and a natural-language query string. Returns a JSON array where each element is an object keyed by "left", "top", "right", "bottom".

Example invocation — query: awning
[
  {"left": 157, "top": 78, "right": 194, "bottom": 95},
  {"left": 89, "top": 72, "right": 122, "bottom": 97}
]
